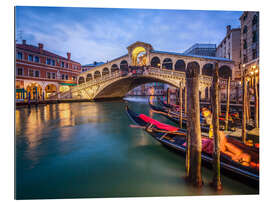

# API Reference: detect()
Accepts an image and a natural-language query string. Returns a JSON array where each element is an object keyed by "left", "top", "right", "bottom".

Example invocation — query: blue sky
[{"left": 15, "top": 7, "right": 243, "bottom": 65}]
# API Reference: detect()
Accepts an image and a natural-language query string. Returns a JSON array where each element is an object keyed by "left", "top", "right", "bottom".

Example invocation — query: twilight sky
[{"left": 15, "top": 7, "right": 243, "bottom": 65}]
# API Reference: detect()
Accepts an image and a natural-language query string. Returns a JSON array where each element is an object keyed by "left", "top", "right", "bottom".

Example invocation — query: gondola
[
  {"left": 126, "top": 105, "right": 259, "bottom": 186},
  {"left": 150, "top": 100, "right": 238, "bottom": 131},
  {"left": 158, "top": 97, "right": 241, "bottom": 126}
]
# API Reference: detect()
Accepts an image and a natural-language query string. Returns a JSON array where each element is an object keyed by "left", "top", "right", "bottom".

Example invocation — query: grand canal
[{"left": 15, "top": 97, "right": 258, "bottom": 199}]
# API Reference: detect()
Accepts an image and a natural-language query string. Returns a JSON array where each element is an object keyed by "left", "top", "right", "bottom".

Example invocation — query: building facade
[
  {"left": 239, "top": 11, "right": 259, "bottom": 74},
  {"left": 16, "top": 40, "right": 81, "bottom": 100},
  {"left": 183, "top": 43, "right": 217, "bottom": 57},
  {"left": 216, "top": 25, "right": 241, "bottom": 80},
  {"left": 82, "top": 61, "right": 105, "bottom": 72}
]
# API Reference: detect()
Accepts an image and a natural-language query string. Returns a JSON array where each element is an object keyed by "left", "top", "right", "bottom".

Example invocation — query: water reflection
[{"left": 16, "top": 100, "right": 258, "bottom": 199}]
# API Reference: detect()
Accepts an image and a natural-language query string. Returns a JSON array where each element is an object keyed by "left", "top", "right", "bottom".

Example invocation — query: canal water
[{"left": 15, "top": 97, "right": 258, "bottom": 199}]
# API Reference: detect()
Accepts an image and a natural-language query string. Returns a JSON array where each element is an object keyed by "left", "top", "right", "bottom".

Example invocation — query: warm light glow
[
  {"left": 255, "top": 69, "right": 258, "bottom": 73},
  {"left": 250, "top": 71, "right": 254, "bottom": 75},
  {"left": 132, "top": 46, "right": 146, "bottom": 66}
]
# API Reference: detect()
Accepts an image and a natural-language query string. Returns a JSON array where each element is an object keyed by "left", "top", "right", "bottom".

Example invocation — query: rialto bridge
[{"left": 57, "top": 41, "right": 237, "bottom": 100}]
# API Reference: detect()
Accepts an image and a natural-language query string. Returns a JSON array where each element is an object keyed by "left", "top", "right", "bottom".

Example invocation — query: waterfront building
[
  {"left": 183, "top": 43, "right": 217, "bottom": 57},
  {"left": 239, "top": 11, "right": 259, "bottom": 75},
  {"left": 216, "top": 25, "right": 241, "bottom": 80},
  {"left": 82, "top": 61, "right": 105, "bottom": 72},
  {"left": 16, "top": 40, "right": 82, "bottom": 100}
]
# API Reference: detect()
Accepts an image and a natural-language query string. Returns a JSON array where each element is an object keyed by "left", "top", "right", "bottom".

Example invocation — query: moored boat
[{"left": 126, "top": 105, "right": 259, "bottom": 187}]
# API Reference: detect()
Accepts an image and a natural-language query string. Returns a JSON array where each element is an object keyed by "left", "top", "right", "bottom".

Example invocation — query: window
[
  {"left": 61, "top": 74, "right": 65, "bottom": 80},
  {"left": 35, "top": 70, "right": 40, "bottom": 77},
  {"left": 252, "top": 15, "right": 258, "bottom": 25},
  {"left": 72, "top": 76, "right": 76, "bottom": 81},
  {"left": 65, "top": 75, "right": 68, "bottom": 80},
  {"left": 65, "top": 63, "right": 69, "bottom": 68},
  {"left": 47, "top": 72, "right": 51, "bottom": 79},
  {"left": 17, "top": 52, "right": 23, "bottom": 60},
  {"left": 61, "top": 61, "right": 65, "bottom": 67},
  {"left": 52, "top": 72, "right": 56, "bottom": 79},
  {"left": 34, "top": 56, "right": 39, "bottom": 63},
  {"left": 252, "top": 49, "right": 257, "bottom": 59},
  {"left": 28, "top": 54, "right": 33, "bottom": 62},
  {"left": 243, "top": 40, "right": 247, "bottom": 49},
  {"left": 29, "top": 69, "right": 34, "bottom": 77},
  {"left": 46, "top": 58, "right": 51, "bottom": 65},
  {"left": 243, "top": 25, "right": 248, "bottom": 34},
  {"left": 252, "top": 31, "right": 257, "bottom": 43},
  {"left": 17, "top": 67, "right": 23, "bottom": 76},
  {"left": 52, "top": 60, "right": 55, "bottom": 66},
  {"left": 243, "top": 55, "right": 248, "bottom": 63}
]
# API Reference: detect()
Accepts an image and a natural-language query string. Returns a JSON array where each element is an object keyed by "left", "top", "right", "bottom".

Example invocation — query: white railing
[{"left": 57, "top": 66, "right": 238, "bottom": 99}]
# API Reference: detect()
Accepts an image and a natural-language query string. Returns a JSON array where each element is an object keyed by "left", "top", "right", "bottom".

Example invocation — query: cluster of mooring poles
[
  {"left": 241, "top": 67, "right": 259, "bottom": 143},
  {"left": 176, "top": 62, "right": 222, "bottom": 190}
]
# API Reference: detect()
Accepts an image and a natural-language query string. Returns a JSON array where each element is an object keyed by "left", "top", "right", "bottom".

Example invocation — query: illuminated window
[{"left": 29, "top": 69, "right": 34, "bottom": 77}]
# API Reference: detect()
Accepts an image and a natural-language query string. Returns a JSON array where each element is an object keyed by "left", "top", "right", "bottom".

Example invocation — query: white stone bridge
[{"left": 57, "top": 41, "right": 236, "bottom": 100}]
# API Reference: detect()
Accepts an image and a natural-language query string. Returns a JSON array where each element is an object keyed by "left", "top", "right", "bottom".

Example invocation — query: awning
[
  {"left": 16, "top": 88, "right": 25, "bottom": 93},
  {"left": 59, "top": 83, "right": 77, "bottom": 86}
]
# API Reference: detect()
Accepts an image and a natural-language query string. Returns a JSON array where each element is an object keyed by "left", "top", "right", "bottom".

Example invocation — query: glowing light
[{"left": 255, "top": 69, "right": 258, "bottom": 73}]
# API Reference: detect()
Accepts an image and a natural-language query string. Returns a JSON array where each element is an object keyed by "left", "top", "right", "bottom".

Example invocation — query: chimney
[
  {"left": 38, "top": 43, "right": 44, "bottom": 50},
  {"left": 226, "top": 25, "right": 231, "bottom": 34},
  {"left": 22, "top": 40, "right": 26, "bottom": 45},
  {"left": 67, "top": 52, "right": 71, "bottom": 60}
]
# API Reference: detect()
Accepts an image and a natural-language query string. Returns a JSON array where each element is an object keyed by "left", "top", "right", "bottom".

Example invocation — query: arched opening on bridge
[
  {"left": 111, "top": 64, "right": 119, "bottom": 73},
  {"left": 45, "top": 84, "right": 57, "bottom": 99},
  {"left": 187, "top": 61, "right": 200, "bottom": 74},
  {"left": 219, "top": 65, "right": 232, "bottom": 79},
  {"left": 151, "top": 57, "right": 161, "bottom": 68},
  {"left": 175, "top": 60, "right": 186, "bottom": 72},
  {"left": 120, "top": 60, "right": 129, "bottom": 72},
  {"left": 26, "top": 83, "right": 43, "bottom": 100},
  {"left": 202, "top": 63, "right": 214, "bottom": 76},
  {"left": 132, "top": 46, "right": 147, "bottom": 66},
  {"left": 78, "top": 76, "right": 85, "bottom": 84},
  {"left": 94, "top": 71, "right": 101, "bottom": 79},
  {"left": 102, "top": 68, "right": 109, "bottom": 76},
  {"left": 162, "top": 58, "right": 173, "bottom": 70},
  {"left": 86, "top": 73, "right": 92, "bottom": 82}
]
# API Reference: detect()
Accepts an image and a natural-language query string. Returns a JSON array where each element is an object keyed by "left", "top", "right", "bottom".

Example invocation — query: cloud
[{"left": 16, "top": 7, "right": 242, "bottom": 64}]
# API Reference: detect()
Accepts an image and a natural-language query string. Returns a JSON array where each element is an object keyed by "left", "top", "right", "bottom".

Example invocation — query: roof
[
  {"left": 151, "top": 50, "right": 232, "bottom": 62},
  {"left": 16, "top": 43, "right": 81, "bottom": 64},
  {"left": 82, "top": 62, "right": 105, "bottom": 67},
  {"left": 183, "top": 43, "right": 216, "bottom": 54}
]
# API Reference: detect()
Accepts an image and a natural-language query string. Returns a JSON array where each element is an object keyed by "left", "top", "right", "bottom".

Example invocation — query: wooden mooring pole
[
  {"left": 210, "top": 63, "right": 222, "bottom": 190},
  {"left": 179, "top": 82, "right": 183, "bottom": 129},
  {"left": 167, "top": 88, "right": 170, "bottom": 105},
  {"left": 225, "top": 77, "right": 231, "bottom": 131},
  {"left": 185, "top": 87, "right": 187, "bottom": 115},
  {"left": 185, "top": 63, "right": 203, "bottom": 187},
  {"left": 242, "top": 71, "right": 247, "bottom": 144},
  {"left": 255, "top": 74, "right": 259, "bottom": 128}
]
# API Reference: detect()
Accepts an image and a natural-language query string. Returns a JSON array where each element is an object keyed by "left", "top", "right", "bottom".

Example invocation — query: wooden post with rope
[
  {"left": 210, "top": 62, "right": 222, "bottom": 190},
  {"left": 242, "top": 70, "right": 247, "bottom": 144},
  {"left": 255, "top": 74, "right": 259, "bottom": 128},
  {"left": 185, "top": 62, "right": 203, "bottom": 187},
  {"left": 167, "top": 88, "right": 170, "bottom": 105},
  {"left": 179, "top": 81, "right": 183, "bottom": 129},
  {"left": 225, "top": 77, "right": 231, "bottom": 131}
]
